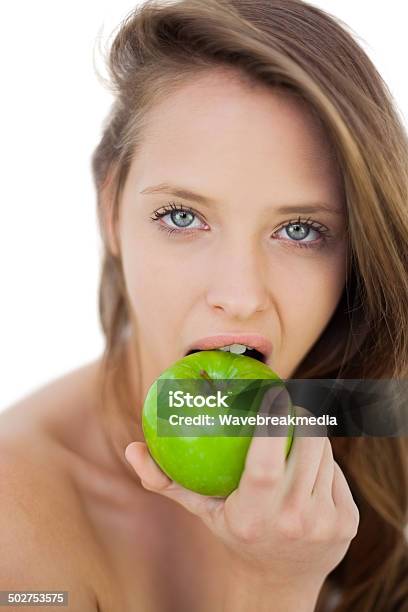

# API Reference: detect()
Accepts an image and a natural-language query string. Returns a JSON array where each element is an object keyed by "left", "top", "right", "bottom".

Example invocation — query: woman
[{"left": 1, "top": 0, "right": 407, "bottom": 610}]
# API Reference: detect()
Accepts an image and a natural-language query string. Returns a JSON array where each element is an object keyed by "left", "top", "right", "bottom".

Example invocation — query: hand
[{"left": 125, "top": 418, "right": 360, "bottom": 590}]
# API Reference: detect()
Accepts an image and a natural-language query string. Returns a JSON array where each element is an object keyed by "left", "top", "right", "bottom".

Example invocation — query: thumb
[
  {"left": 125, "top": 441, "right": 172, "bottom": 490},
  {"left": 124, "top": 442, "right": 224, "bottom": 525}
]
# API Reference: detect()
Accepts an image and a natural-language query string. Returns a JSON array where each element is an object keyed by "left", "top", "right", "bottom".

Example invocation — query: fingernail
[
  {"left": 141, "top": 479, "right": 154, "bottom": 491},
  {"left": 124, "top": 444, "right": 135, "bottom": 464}
]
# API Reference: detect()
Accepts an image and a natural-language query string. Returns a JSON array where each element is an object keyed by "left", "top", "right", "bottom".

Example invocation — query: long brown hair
[{"left": 91, "top": 1, "right": 408, "bottom": 610}]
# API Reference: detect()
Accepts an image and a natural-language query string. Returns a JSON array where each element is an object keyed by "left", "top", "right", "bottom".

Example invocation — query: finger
[
  {"left": 332, "top": 461, "right": 360, "bottom": 539},
  {"left": 332, "top": 460, "right": 360, "bottom": 527},
  {"left": 311, "top": 438, "right": 335, "bottom": 502},
  {"left": 283, "top": 434, "right": 327, "bottom": 504},
  {"left": 125, "top": 442, "right": 223, "bottom": 524},
  {"left": 231, "top": 430, "right": 288, "bottom": 518}
]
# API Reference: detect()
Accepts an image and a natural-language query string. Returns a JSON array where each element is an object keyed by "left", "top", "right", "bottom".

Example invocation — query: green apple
[{"left": 142, "top": 350, "right": 295, "bottom": 497}]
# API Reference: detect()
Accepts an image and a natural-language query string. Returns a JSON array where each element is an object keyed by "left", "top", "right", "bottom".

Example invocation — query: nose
[{"left": 205, "top": 237, "right": 271, "bottom": 321}]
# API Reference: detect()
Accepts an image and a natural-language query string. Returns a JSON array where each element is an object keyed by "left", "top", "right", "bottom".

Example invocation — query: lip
[{"left": 184, "top": 333, "right": 273, "bottom": 361}]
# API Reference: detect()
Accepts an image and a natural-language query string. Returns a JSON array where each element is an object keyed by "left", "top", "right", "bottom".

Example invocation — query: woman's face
[{"left": 112, "top": 70, "right": 347, "bottom": 397}]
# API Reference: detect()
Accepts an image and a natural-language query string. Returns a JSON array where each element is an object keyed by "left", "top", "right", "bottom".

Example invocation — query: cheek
[
  {"left": 278, "top": 252, "right": 346, "bottom": 351},
  {"left": 119, "top": 223, "right": 196, "bottom": 323}
]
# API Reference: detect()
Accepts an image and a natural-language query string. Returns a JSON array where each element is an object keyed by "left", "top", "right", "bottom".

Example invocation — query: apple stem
[{"left": 199, "top": 369, "right": 217, "bottom": 393}]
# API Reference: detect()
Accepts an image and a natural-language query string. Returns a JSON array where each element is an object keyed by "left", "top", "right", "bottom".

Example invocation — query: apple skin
[{"left": 142, "top": 350, "right": 294, "bottom": 497}]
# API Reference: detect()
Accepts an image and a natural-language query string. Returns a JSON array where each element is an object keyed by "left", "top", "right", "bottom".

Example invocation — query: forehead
[
  {"left": 142, "top": 69, "right": 329, "bottom": 143},
  {"left": 130, "top": 69, "right": 340, "bottom": 195}
]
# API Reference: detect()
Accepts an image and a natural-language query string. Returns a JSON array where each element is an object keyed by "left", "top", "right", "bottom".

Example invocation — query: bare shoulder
[
  {"left": 0, "top": 360, "right": 198, "bottom": 612},
  {"left": 0, "top": 432, "right": 99, "bottom": 610},
  {"left": 0, "top": 362, "right": 113, "bottom": 611}
]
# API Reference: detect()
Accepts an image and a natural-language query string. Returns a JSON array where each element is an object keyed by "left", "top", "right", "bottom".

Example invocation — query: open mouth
[{"left": 185, "top": 347, "right": 266, "bottom": 364}]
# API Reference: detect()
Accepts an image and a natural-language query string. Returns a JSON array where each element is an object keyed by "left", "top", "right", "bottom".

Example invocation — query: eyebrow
[{"left": 140, "top": 182, "right": 344, "bottom": 216}]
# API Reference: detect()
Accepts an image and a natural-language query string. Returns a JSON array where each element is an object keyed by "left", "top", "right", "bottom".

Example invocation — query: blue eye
[
  {"left": 273, "top": 217, "right": 331, "bottom": 250},
  {"left": 149, "top": 202, "right": 208, "bottom": 234},
  {"left": 149, "top": 202, "right": 332, "bottom": 250}
]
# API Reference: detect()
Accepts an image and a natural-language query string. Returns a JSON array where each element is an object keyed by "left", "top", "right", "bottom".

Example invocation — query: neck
[{"left": 95, "top": 334, "right": 145, "bottom": 485}]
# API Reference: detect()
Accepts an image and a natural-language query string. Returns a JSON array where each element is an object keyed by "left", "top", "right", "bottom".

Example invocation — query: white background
[{"left": 0, "top": 1, "right": 407, "bottom": 411}]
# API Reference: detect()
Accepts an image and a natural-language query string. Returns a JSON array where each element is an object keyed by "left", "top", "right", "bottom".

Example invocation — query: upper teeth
[{"left": 218, "top": 343, "right": 253, "bottom": 354}]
